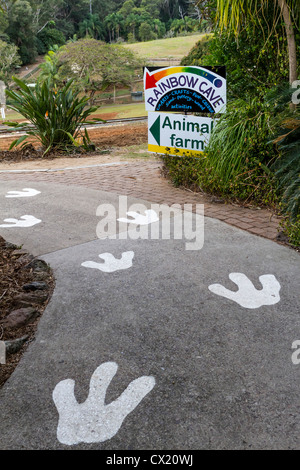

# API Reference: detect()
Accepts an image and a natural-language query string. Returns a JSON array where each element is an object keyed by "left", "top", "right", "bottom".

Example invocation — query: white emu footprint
[
  {"left": 5, "top": 188, "right": 41, "bottom": 198},
  {"left": 118, "top": 210, "right": 159, "bottom": 225},
  {"left": 81, "top": 251, "right": 134, "bottom": 273},
  {"left": 52, "top": 361, "right": 155, "bottom": 445},
  {"left": 208, "top": 273, "right": 281, "bottom": 309},
  {"left": 0, "top": 215, "right": 42, "bottom": 228}
]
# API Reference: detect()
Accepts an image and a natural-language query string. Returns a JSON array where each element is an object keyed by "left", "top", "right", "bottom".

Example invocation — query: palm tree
[{"left": 214, "top": 0, "right": 299, "bottom": 85}]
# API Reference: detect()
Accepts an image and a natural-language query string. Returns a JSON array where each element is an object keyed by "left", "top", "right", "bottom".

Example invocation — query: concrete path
[{"left": 0, "top": 173, "right": 299, "bottom": 450}]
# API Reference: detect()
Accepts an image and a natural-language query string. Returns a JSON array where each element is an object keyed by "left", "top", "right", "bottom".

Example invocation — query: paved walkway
[
  {"left": 0, "top": 161, "right": 299, "bottom": 450},
  {"left": 0, "top": 159, "right": 281, "bottom": 242}
]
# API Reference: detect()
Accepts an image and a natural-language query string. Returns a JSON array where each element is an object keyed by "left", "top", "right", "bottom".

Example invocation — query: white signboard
[
  {"left": 148, "top": 112, "right": 217, "bottom": 157},
  {"left": 144, "top": 66, "right": 226, "bottom": 114}
]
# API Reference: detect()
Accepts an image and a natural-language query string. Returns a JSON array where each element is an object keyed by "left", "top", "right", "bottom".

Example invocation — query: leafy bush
[
  {"left": 181, "top": 27, "right": 291, "bottom": 100},
  {"left": 272, "top": 115, "right": 300, "bottom": 222},
  {"left": 180, "top": 35, "right": 212, "bottom": 66},
  {"left": 36, "top": 27, "right": 66, "bottom": 55},
  {"left": 5, "top": 77, "right": 99, "bottom": 155},
  {"left": 162, "top": 150, "right": 277, "bottom": 208},
  {"left": 161, "top": 85, "right": 299, "bottom": 245},
  {"left": 161, "top": 155, "right": 205, "bottom": 191}
]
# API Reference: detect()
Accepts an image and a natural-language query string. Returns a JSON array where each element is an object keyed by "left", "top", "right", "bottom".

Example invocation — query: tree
[
  {"left": 36, "top": 22, "right": 66, "bottom": 54},
  {"left": 125, "top": 12, "right": 140, "bottom": 40},
  {"left": 119, "top": 0, "right": 135, "bottom": 18},
  {"left": 104, "top": 12, "right": 124, "bottom": 42},
  {"left": 139, "top": 22, "right": 155, "bottom": 41},
  {"left": 30, "top": 0, "right": 65, "bottom": 35},
  {"left": 55, "top": 38, "right": 143, "bottom": 104},
  {"left": 213, "top": 0, "right": 299, "bottom": 85},
  {"left": 6, "top": 0, "right": 37, "bottom": 64},
  {"left": 101, "top": 45, "right": 143, "bottom": 101},
  {"left": 0, "top": 39, "right": 21, "bottom": 83},
  {"left": 140, "top": 0, "right": 160, "bottom": 18},
  {"left": 78, "top": 13, "right": 104, "bottom": 39},
  {"left": 0, "top": 2, "right": 8, "bottom": 40}
]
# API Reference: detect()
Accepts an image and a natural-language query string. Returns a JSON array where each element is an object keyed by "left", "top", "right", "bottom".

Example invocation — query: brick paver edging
[{"left": 0, "top": 160, "right": 282, "bottom": 243}]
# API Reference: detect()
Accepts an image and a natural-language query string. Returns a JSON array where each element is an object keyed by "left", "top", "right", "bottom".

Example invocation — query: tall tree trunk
[{"left": 277, "top": 0, "right": 298, "bottom": 85}]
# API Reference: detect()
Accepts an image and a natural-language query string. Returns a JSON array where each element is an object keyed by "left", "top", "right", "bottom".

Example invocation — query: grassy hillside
[{"left": 124, "top": 34, "right": 207, "bottom": 64}]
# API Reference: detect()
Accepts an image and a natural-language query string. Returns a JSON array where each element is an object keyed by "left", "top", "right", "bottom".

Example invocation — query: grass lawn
[
  {"left": 86, "top": 102, "right": 147, "bottom": 120},
  {"left": 124, "top": 33, "right": 207, "bottom": 61},
  {"left": 3, "top": 102, "right": 147, "bottom": 123}
]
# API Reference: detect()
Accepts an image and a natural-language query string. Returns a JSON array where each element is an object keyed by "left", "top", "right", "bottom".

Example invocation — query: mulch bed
[
  {"left": 0, "top": 144, "right": 105, "bottom": 163},
  {"left": 0, "top": 123, "right": 148, "bottom": 162},
  {"left": 0, "top": 236, "right": 55, "bottom": 387}
]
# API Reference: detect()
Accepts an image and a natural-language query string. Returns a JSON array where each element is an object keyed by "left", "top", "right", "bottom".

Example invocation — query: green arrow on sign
[{"left": 150, "top": 115, "right": 160, "bottom": 146}]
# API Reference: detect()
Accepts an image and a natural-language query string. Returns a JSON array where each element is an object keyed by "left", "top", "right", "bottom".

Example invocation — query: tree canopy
[{"left": 0, "top": 0, "right": 204, "bottom": 65}]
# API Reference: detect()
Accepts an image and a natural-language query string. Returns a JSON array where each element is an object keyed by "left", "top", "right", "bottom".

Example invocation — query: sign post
[
  {"left": 148, "top": 112, "right": 216, "bottom": 157},
  {"left": 144, "top": 65, "right": 226, "bottom": 157}
]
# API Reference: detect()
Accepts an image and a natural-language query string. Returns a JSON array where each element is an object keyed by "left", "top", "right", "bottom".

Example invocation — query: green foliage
[
  {"left": 206, "top": 97, "right": 277, "bottom": 183},
  {"left": 272, "top": 113, "right": 300, "bottom": 221},
  {"left": 280, "top": 215, "right": 300, "bottom": 247},
  {"left": 6, "top": 0, "right": 37, "bottom": 64},
  {"left": 162, "top": 83, "right": 299, "bottom": 245},
  {"left": 139, "top": 22, "right": 157, "bottom": 42},
  {"left": 36, "top": 26, "right": 65, "bottom": 55},
  {"left": 5, "top": 76, "right": 99, "bottom": 155},
  {"left": 181, "top": 28, "right": 291, "bottom": 100},
  {"left": 78, "top": 13, "right": 105, "bottom": 40},
  {"left": 1, "top": 0, "right": 201, "bottom": 66},
  {"left": 180, "top": 35, "right": 212, "bottom": 65},
  {"left": 38, "top": 48, "right": 60, "bottom": 84},
  {"left": 161, "top": 155, "right": 204, "bottom": 191},
  {"left": 0, "top": 39, "right": 21, "bottom": 83},
  {"left": 53, "top": 38, "right": 143, "bottom": 103},
  {"left": 162, "top": 150, "right": 277, "bottom": 207}
]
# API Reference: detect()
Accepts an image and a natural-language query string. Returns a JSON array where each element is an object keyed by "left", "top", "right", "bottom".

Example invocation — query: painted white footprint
[
  {"left": 52, "top": 361, "right": 155, "bottom": 445},
  {"left": 5, "top": 188, "right": 41, "bottom": 198},
  {"left": 81, "top": 251, "right": 134, "bottom": 273},
  {"left": 208, "top": 273, "right": 281, "bottom": 309},
  {"left": 118, "top": 210, "right": 159, "bottom": 225},
  {"left": 0, "top": 215, "right": 42, "bottom": 228}
]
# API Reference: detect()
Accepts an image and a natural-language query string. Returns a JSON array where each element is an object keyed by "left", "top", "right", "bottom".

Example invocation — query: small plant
[{"left": 5, "top": 77, "right": 101, "bottom": 155}]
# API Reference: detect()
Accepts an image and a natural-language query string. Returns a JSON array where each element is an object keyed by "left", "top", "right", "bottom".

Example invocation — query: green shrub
[
  {"left": 181, "top": 27, "right": 291, "bottom": 100},
  {"left": 5, "top": 77, "right": 100, "bottom": 155},
  {"left": 161, "top": 155, "right": 205, "bottom": 191},
  {"left": 201, "top": 95, "right": 279, "bottom": 205},
  {"left": 180, "top": 35, "right": 212, "bottom": 66},
  {"left": 36, "top": 27, "right": 65, "bottom": 55},
  {"left": 272, "top": 115, "right": 300, "bottom": 221},
  {"left": 162, "top": 151, "right": 277, "bottom": 208},
  {"left": 280, "top": 215, "right": 300, "bottom": 248}
]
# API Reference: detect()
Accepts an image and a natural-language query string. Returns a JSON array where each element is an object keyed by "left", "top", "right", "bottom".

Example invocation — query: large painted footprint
[
  {"left": 118, "top": 210, "right": 159, "bottom": 225},
  {"left": 52, "top": 362, "right": 155, "bottom": 445},
  {"left": 0, "top": 215, "right": 42, "bottom": 228},
  {"left": 81, "top": 251, "right": 134, "bottom": 273},
  {"left": 208, "top": 273, "right": 281, "bottom": 309},
  {"left": 5, "top": 188, "right": 41, "bottom": 198}
]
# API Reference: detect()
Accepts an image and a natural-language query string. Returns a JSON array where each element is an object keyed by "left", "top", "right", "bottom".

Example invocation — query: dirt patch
[
  {"left": 0, "top": 122, "right": 148, "bottom": 163},
  {"left": 0, "top": 237, "right": 55, "bottom": 387},
  {"left": 89, "top": 122, "right": 148, "bottom": 148},
  {"left": 92, "top": 112, "right": 119, "bottom": 120}
]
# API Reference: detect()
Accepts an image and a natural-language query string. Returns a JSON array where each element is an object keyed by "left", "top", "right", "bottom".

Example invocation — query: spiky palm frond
[{"left": 5, "top": 77, "right": 100, "bottom": 155}]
